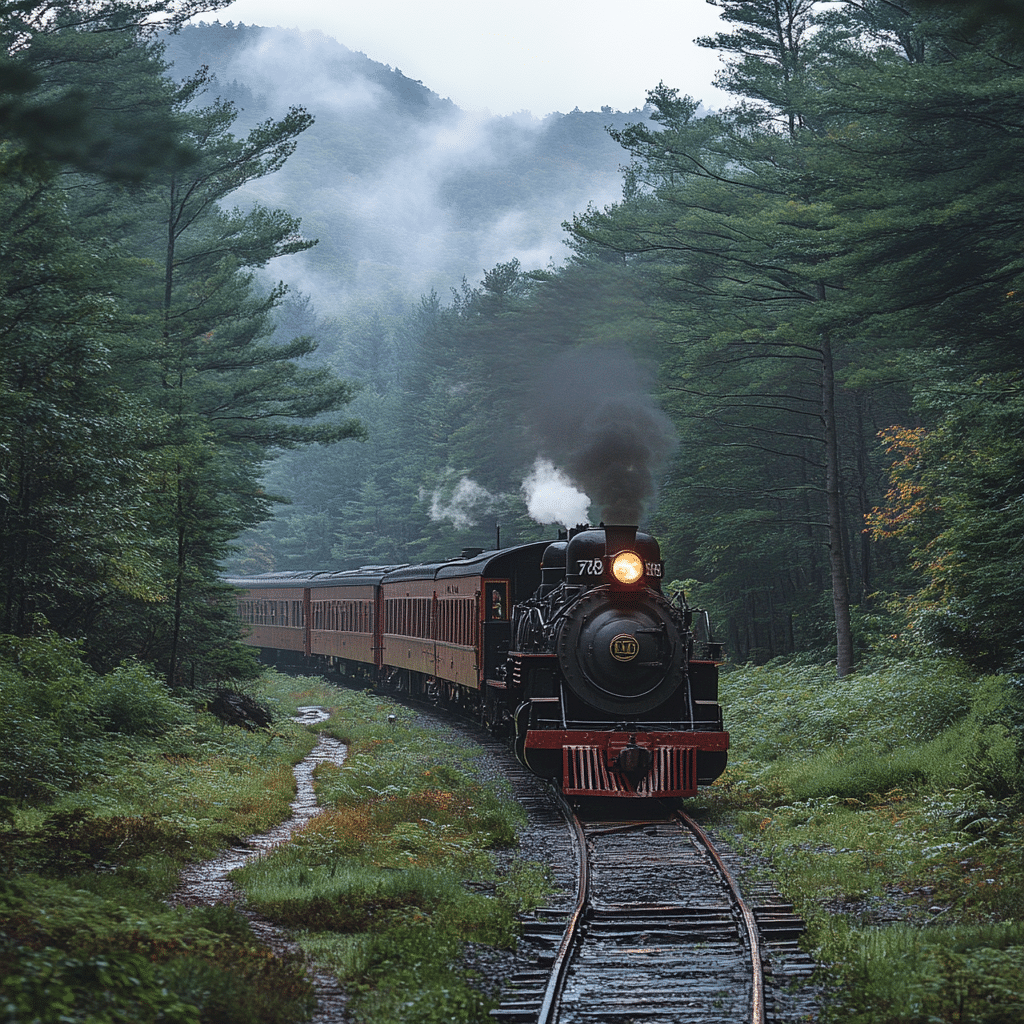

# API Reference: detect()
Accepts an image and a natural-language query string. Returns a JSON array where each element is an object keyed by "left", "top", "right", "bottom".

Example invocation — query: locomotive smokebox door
[{"left": 556, "top": 590, "right": 683, "bottom": 715}]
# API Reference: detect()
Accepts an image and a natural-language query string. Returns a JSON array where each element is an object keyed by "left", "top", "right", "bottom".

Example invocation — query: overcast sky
[{"left": 203, "top": 0, "right": 731, "bottom": 116}]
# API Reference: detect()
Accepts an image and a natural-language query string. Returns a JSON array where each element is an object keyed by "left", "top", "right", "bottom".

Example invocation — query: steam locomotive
[{"left": 227, "top": 524, "right": 728, "bottom": 799}]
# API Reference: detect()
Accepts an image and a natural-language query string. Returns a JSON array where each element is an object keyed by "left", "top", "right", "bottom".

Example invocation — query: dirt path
[{"left": 169, "top": 706, "right": 349, "bottom": 1021}]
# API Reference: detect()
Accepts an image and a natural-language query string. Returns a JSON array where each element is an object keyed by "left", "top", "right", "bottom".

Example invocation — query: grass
[
  {"left": 229, "top": 684, "right": 551, "bottom": 1024},
  {"left": 18, "top": 629, "right": 1018, "bottom": 1023},
  {"left": 0, "top": 640, "right": 344, "bottom": 1024},
  {"left": 0, "top": 643, "right": 553, "bottom": 1024},
  {"left": 696, "top": 657, "right": 1024, "bottom": 1024}
]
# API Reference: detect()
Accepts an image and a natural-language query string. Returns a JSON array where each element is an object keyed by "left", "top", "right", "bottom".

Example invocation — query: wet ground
[{"left": 168, "top": 706, "right": 349, "bottom": 1021}]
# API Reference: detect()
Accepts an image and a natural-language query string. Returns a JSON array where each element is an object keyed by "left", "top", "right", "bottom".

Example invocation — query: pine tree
[
  {"left": 1, "top": 2, "right": 364, "bottom": 683},
  {"left": 103, "top": 87, "right": 364, "bottom": 683}
]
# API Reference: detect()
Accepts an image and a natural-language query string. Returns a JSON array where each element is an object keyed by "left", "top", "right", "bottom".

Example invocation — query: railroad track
[
  {"left": 349, "top": 693, "right": 817, "bottom": 1021},
  {"left": 492, "top": 798, "right": 816, "bottom": 1024}
]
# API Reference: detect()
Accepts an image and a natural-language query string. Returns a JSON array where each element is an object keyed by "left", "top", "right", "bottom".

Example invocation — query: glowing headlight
[{"left": 610, "top": 551, "right": 644, "bottom": 585}]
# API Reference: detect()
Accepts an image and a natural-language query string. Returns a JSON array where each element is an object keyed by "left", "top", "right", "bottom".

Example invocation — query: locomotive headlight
[{"left": 610, "top": 551, "right": 644, "bottom": 585}]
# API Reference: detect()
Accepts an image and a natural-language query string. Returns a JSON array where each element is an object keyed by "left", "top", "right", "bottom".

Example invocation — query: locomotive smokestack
[
  {"left": 603, "top": 524, "right": 638, "bottom": 554},
  {"left": 527, "top": 348, "right": 676, "bottom": 524}
]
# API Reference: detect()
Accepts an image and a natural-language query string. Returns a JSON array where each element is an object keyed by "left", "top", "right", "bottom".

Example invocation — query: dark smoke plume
[{"left": 527, "top": 348, "right": 677, "bottom": 524}]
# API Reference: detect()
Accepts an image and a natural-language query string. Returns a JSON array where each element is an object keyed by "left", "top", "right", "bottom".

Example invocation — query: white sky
[{"left": 202, "top": 0, "right": 731, "bottom": 116}]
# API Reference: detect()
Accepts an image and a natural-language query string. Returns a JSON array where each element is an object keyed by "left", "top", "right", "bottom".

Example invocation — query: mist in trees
[
  {"left": 159, "top": 22, "right": 667, "bottom": 311},
  {"left": 1, "top": 0, "right": 362, "bottom": 684},
  {"left": 240, "top": 1, "right": 1024, "bottom": 678},
  {"left": 5, "top": 0, "right": 1023, "bottom": 681}
]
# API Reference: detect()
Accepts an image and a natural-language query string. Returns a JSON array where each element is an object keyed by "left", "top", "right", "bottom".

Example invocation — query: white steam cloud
[
  {"left": 423, "top": 473, "right": 502, "bottom": 531},
  {"left": 522, "top": 458, "right": 591, "bottom": 529}
]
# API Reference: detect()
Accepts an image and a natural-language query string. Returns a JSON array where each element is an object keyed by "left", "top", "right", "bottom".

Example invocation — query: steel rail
[
  {"left": 675, "top": 809, "right": 766, "bottom": 1024},
  {"left": 535, "top": 792, "right": 589, "bottom": 1024}
]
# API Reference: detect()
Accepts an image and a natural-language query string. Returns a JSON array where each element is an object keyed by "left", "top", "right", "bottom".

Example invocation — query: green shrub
[
  {"left": 0, "top": 633, "right": 98, "bottom": 742},
  {"left": 0, "top": 701, "right": 74, "bottom": 801},
  {"left": 0, "top": 943, "right": 200, "bottom": 1024},
  {"left": 823, "top": 921, "right": 1024, "bottom": 1024},
  {"left": 89, "top": 662, "right": 189, "bottom": 737}
]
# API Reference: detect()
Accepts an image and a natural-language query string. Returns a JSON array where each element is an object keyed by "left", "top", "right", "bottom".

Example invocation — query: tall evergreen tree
[
  {"left": 0, "top": 0, "right": 230, "bottom": 177},
  {"left": 103, "top": 87, "right": 364, "bottom": 683},
  {"left": 0, "top": 172, "right": 161, "bottom": 636},
  {"left": 1, "top": 1, "right": 364, "bottom": 683}
]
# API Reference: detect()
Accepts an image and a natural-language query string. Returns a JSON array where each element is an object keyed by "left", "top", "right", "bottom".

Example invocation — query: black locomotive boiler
[{"left": 227, "top": 523, "right": 728, "bottom": 799}]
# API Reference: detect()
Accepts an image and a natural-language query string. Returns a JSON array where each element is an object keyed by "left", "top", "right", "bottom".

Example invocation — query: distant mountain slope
[{"left": 162, "top": 22, "right": 656, "bottom": 310}]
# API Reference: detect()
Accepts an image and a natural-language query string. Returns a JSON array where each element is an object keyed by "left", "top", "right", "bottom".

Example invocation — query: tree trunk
[{"left": 820, "top": 317, "right": 854, "bottom": 676}]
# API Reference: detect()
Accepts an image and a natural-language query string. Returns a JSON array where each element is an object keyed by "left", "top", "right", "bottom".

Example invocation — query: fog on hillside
[{"left": 164, "top": 23, "right": 662, "bottom": 313}]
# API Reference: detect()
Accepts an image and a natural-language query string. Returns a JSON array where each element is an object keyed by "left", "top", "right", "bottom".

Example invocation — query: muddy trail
[{"left": 168, "top": 706, "right": 348, "bottom": 1022}]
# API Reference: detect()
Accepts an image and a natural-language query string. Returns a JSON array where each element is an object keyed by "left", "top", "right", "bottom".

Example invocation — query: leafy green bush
[
  {"left": 824, "top": 921, "right": 1024, "bottom": 1024},
  {"left": 89, "top": 661, "right": 190, "bottom": 737},
  {"left": 0, "top": 943, "right": 200, "bottom": 1024},
  {"left": 0, "top": 699, "right": 74, "bottom": 801},
  {"left": 0, "top": 633, "right": 98, "bottom": 741},
  {"left": 0, "top": 636, "right": 193, "bottom": 800}
]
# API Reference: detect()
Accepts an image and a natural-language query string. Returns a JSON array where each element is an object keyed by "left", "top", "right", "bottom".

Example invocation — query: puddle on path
[{"left": 169, "top": 706, "right": 349, "bottom": 1020}]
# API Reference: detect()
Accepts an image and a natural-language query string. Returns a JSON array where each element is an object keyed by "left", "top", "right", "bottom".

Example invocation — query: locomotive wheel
[{"left": 556, "top": 589, "right": 683, "bottom": 715}]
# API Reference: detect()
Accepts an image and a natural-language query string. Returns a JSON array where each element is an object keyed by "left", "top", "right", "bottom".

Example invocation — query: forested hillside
[
  {"left": 4, "top": 0, "right": 1024, "bottom": 681},
  {"left": 219, "top": 3, "right": 1024, "bottom": 679},
  {"left": 161, "top": 22, "right": 656, "bottom": 309}
]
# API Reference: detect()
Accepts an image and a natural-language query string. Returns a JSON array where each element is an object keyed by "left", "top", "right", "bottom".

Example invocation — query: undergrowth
[
  {"left": 230, "top": 685, "right": 549, "bottom": 1024},
  {"left": 0, "top": 636, "right": 338, "bottom": 1023},
  {"left": 701, "top": 658, "right": 1024, "bottom": 1024}
]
